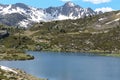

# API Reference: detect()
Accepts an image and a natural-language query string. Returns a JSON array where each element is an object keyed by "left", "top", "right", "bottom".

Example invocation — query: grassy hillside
[
  {"left": 0, "top": 25, "right": 35, "bottom": 60},
  {"left": 0, "top": 11, "right": 120, "bottom": 58},
  {"left": 27, "top": 11, "right": 120, "bottom": 53}
]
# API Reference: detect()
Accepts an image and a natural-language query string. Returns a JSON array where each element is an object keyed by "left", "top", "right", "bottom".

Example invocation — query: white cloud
[
  {"left": 95, "top": 7, "right": 114, "bottom": 13},
  {"left": 60, "top": 0, "right": 72, "bottom": 2},
  {"left": 83, "top": 0, "right": 111, "bottom": 4}
]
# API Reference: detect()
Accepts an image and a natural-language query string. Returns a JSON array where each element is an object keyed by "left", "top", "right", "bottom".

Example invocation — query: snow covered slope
[{"left": 0, "top": 2, "right": 97, "bottom": 27}]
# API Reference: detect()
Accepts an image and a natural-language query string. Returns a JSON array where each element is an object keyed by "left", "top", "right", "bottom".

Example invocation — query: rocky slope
[
  {"left": 0, "top": 10, "right": 120, "bottom": 53},
  {"left": 0, "top": 2, "right": 96, "bottom": 27},
  {"left": 0, "top": 65, "right": 46, "bottom": 80},
  {"left": 28, "top": 10, "right": 120, "bottom": 52}
]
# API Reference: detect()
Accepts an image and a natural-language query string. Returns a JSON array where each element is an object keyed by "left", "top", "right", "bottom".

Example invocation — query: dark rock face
[
  {"left": 0, "top": 30, "right": 9, "bottom": 39},
  {"left": 13, "top": 3, "right": 30, "bottom": 10},
  {"left": 0, "top": 13, "right": 27, "bottom": 26}
]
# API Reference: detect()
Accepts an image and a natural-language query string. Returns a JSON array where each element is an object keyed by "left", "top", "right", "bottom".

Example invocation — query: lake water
[{"left": 0, "top": 51, "right": 120, "bottom": 80}]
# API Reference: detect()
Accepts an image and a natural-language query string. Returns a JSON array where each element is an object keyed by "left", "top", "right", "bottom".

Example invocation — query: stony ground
[{"left": 0, "top": 66, "right": 47, "bottom": 80}]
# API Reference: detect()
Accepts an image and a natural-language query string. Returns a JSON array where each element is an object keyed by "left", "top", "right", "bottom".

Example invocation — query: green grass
[
  {"left": 99, "top": 53, "right": 120, "bottom": 57},
  {"left": 0, "top": 11, "right": 120, "bottom": 59},
  {"left": 0, "top": 48, "right": 34, "bottom": 60}
]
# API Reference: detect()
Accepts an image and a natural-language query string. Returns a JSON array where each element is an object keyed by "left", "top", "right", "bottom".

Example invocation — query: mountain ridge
[{"left": 0, "top": 2, "right": 98, "bottom": 27}]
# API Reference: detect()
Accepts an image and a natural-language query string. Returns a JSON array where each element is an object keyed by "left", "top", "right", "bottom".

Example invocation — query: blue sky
[{"left": 0, "top": 0, "right": 119, "bottom": 12}]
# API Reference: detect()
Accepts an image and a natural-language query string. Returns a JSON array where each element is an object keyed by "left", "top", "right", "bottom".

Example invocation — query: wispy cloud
[
  {"left": 83, "top": 0, "right": 111, "bottom": 4},
  {"left": 95, "top": 7, "right": 114, "bottom": 13},
  {"left": 60, "top": 0, "right": 72, "bottom": 2}
]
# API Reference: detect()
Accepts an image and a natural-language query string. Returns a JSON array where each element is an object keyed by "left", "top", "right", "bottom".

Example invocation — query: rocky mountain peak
[
  {"left": 0, "top": 2, "right": 99, "bottom": 27},
  {"left": 64, "top": 1, "right": 76, "bottom": 7},
  {"left": 12, "top": 3, "right": 30, "bottom": 9}
]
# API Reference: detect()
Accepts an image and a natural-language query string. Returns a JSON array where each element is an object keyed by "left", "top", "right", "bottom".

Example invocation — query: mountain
[
  {"left": 0, "top": 2, "right": 97, "bottom": 27},
  {"left": 45, "top": 2, "right": 96, "bottom": 20},
  {"left": 28, "top": 10, "right": 120, "bottom": 52},
  {"left": 0, "top": 10, "right": 120, "bottom": 53}
]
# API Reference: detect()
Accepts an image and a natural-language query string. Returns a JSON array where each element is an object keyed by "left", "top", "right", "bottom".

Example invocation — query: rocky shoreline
[
  {"left": 0, "top": 65, "right": 47, "bottom": 80},
  {"left": 0, "top": 49, "right": 34, "bottom": 61}
]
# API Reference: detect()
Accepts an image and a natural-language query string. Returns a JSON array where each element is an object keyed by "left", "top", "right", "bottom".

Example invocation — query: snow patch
[
  {"left": 0, "top": 65, "right": 17, "bottom": 74},
  {"left": 18, "top": 19, "right": 30, "bottom": 27},
  {"left": 106, "top": 18, "right": 120, "bottom": 24},
  {"left": 98, "top": 18, "right": 107, "bottom": 21},
  {"left": 114, "top": 18, "right": 120, "bottom": 21},
  {"left": 1, "top": 5, "right": 11, "bottom": 14},
  {"left": 116, "top": 12, "right": 120, "bottom": 16},
  {"left": 56, "top": 14, "right": 69, "bottom": 20},
  {"left": 67, "top": 2, "right": 75, "bottom": 7},
  {"left": 56, "top": 14, "right": 77, "bottom": 20},
  {"left": 0, "top": 6, "right": 26, "bottom": 15}
]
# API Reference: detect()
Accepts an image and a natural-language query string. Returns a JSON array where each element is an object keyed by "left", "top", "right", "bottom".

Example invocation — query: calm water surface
[{"left": 0, "top": 51, "right": 120, "bottom": 80}]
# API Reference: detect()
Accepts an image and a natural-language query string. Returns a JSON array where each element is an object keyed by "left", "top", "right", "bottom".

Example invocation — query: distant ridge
[{"left": 0, "top": 2, "right": 98, "bottom": 27}]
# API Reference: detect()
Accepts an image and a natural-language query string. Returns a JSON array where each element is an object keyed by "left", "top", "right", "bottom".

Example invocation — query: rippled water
[{"left": 0, "top": 51, "right": 120, "bottom": 80}]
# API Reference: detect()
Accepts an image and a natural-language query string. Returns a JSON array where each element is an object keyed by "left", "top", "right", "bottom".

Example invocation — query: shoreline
[
  {"left": 28, "top": 50, "right": 120, "bottom": 58},
  {"left": 0, "top": 49, "right": 120, "bottom": 61},
  {"left": 0, "top": 65, "right": 47, "bottom": 80},
  {"left": 0, "top": 49, "right": 34, "bottom": 61}
]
